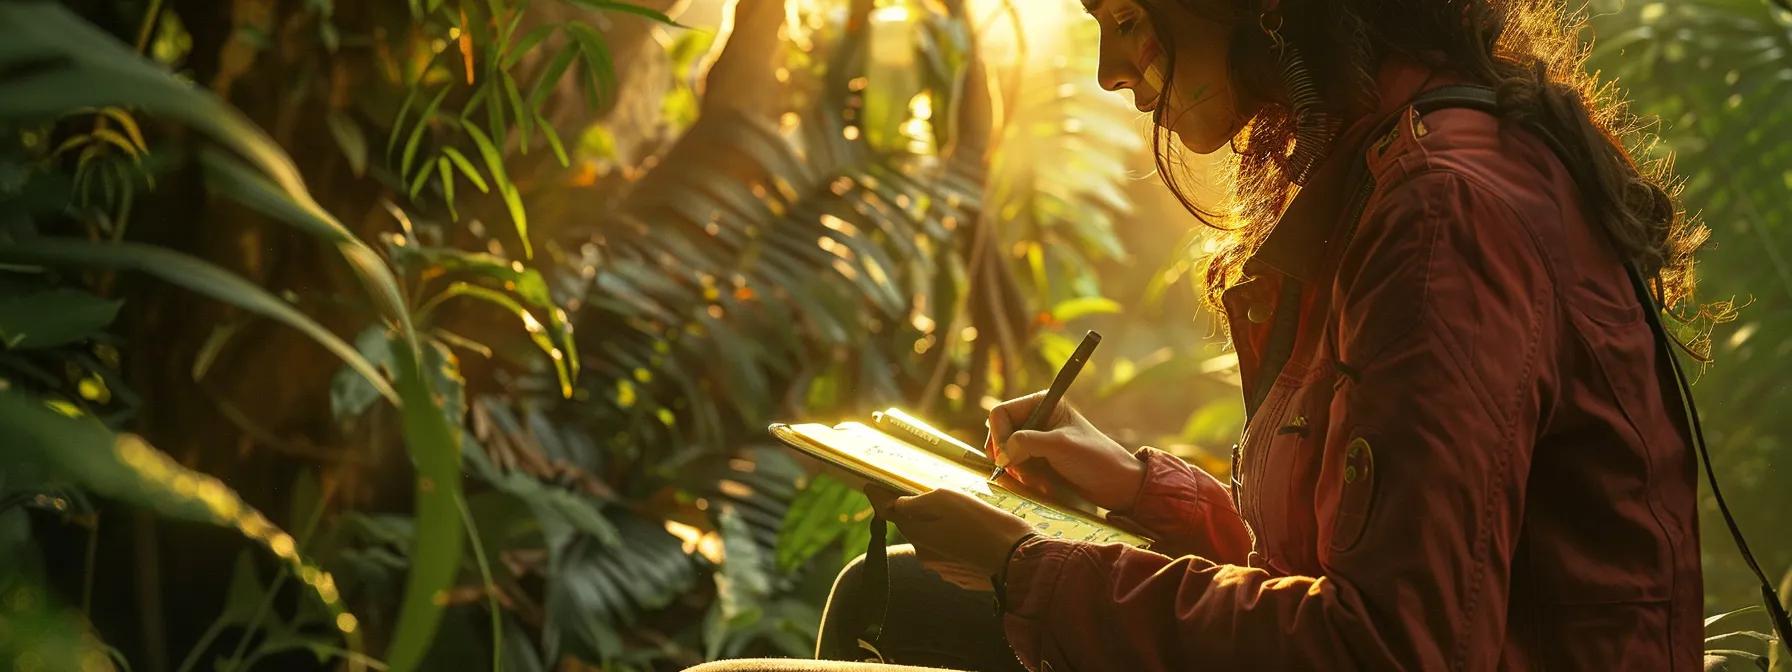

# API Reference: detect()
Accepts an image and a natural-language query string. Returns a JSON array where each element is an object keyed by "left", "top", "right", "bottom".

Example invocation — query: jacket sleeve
[
  {"left": 1104, "top": 447, "right": 1251, "bottom": 564},
  {"left": 1000, "top": 170, "right": 1558, "bottom": 671}
]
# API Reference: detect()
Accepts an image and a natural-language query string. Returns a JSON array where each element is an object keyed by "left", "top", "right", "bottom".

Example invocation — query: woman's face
[{"left": 1084, "top": 0, "right": 1247, "bottom": 154}]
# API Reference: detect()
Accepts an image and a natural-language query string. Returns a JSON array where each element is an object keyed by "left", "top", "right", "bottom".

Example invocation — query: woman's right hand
[{"left": 987, "top": 392, "right": 1146, "bottom": 512}]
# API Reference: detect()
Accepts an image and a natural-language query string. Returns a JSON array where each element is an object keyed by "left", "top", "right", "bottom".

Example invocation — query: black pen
[{"left": 989, "top": 330, "right": 1102, "bottom": 482}]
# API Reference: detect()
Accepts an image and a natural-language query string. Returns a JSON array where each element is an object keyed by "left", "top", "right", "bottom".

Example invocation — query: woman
[{"left": 697, "top": 0, "right": 1710, "bottom": 669}]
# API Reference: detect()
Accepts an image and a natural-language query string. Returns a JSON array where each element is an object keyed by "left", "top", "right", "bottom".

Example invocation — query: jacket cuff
[
  {"left": 1109, "top": 447, "right": 1219, "bottom": 525},
  {"left": 1105, "top": 447, "right": 1247, "bottom": 561},
  {"left": 999, "top": 536, "right": 1083, "bottom": 668}
]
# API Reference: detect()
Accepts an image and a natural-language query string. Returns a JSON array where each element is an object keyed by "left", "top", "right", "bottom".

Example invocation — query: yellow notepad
[{"left": 769, "top": 408, "right": 1151, "bottom": 548}]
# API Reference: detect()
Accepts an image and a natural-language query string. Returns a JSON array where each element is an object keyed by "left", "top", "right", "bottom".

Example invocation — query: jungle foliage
[
  {"left": 0, "top": 0, "right": 1158, "bottom": 668},
  {"left": 1, "top": 0, "right": 1788, "bottom": 669}
]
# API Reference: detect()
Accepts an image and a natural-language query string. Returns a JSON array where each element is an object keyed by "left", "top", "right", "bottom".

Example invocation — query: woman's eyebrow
[{"left": 1082, "top": 0, "right": 1105, "bottom": 15}]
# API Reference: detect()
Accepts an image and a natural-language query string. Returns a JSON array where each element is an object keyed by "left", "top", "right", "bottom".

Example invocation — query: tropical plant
[
  {"left": 2, "top": 0, "right": 1159, "bottom": 668},
  {"left": 0, "top": 0, "right": 624, "bottom": 669}
]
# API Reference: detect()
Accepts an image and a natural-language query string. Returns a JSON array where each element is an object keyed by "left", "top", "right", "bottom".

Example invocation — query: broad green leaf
[
  {"left": 0, "top": 237, "right": 396, "bottom": 405},
  {"left": 381, "top": 332, "right": 466, "bottom": 672},
  {"left": 1048, "top": 296, "right": 1121, "bottom": 323},
  {"left": 1178, "top": 397, "right": 1245, "bottom": 446},
  {"left": 0, "top": 288, "right": 121, "bottom": 349},
  {"left": 773, "top": 474, "right": 867, "bottom": 573},
  {"left": 838, "top": 515, "right": 873, "bottom": 569},
  {"left": 330, "top": 326, "right": 396, "bottom": 421}
]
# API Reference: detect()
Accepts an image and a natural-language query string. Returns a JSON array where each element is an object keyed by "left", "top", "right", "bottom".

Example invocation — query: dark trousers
[{"left": 686, "top": 545, "right": 1026, "bottom": 672}]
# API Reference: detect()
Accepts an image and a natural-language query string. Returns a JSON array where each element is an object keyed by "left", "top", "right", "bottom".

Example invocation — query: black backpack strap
[
  {"left": 1626, "top": 263, "right": 1792, "bottom": 655},
  {"left": 1360, "top": 82, "right": 1792, "bottom": 655},
  {"left": 1407, "top": 83, "right": 1501, "bottom": 115},
  {"left": 829, "top": 512, "right": 890, "bottom": 662}
]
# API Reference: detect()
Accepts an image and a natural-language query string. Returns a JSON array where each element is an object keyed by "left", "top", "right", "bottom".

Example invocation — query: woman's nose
[{"left": 1096, "top": 39, "right": 1140, "bottom": 93}]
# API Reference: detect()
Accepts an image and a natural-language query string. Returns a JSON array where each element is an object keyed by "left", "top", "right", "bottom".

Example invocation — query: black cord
[{"left": 1629, "top": 264, "right": 1792, "bottom": 656}]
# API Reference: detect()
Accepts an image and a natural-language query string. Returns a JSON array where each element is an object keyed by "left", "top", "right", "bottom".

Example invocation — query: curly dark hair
[{"left": 1142, "top": 0, "right": 1709, "bottom": 327}]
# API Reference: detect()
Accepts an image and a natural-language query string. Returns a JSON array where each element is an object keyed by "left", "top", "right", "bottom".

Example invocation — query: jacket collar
[{"left": 1245, "top": 58, "right": 1448, "bottom": 283}]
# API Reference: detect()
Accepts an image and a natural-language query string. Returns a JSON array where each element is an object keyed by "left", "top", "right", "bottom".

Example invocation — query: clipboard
[{"left": 769, "top": 408, "right": 1151, "bottom": 548}]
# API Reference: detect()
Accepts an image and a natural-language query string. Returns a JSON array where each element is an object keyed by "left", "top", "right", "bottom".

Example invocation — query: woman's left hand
[{"left": 865, "top": 486, "right": 1036, "bottom": 591}]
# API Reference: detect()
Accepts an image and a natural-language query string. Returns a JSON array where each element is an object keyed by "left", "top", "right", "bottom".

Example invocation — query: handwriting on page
[{"left": 970, "top": 489, "right": 1145, "bottom": 545}]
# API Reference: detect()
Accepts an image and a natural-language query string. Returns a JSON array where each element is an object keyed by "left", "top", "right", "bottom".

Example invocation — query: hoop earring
[{"left": 1261, "top": 11, "right": 1337, "bottom": 186}]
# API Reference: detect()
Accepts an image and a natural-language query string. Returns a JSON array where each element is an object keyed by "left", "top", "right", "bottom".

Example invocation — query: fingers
[
  {"left": 989, "top": 392, "right": 1080, "bottom": 440},
  {"left": 993, "top": 390, "right": 1047, "bottom": 418},
  {"left": 889, "top": 488, "right": 956, "bottom": 522},
  {"left": 997, "top": 428, "right": 1054, "bottom": 468},
  {"left": 863, "top": 485, "right": 957, "bottom": 525},
  {"left": 988, "top": 391, "right": 1054, "bottom": 465},
  {"left": 863, "top": 483, "right": 904, "bottom": 518},
  {"left": 988, "top": 391, "right": 1046, "bottom": 442}
]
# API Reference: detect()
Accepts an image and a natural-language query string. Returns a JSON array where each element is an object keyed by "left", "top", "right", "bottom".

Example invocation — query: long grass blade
[{"left": 0, "top": 237, "right": 396, "bottom": 405}]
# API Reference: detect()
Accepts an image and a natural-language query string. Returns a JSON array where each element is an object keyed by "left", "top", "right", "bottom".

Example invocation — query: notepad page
[{"left": 778, "top": 421, "right": 1150, "bottom": 547}]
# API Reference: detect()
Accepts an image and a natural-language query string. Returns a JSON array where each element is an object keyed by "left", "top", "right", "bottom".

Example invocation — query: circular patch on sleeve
[{"left": 1329, "top": 436, "right": 1377, "bottom": 553}]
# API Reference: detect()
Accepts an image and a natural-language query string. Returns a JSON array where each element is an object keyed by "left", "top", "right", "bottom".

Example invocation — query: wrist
[
  {"left": 980, "top": 519, "right": 1036, "bottom": 576},
  {"left": 1095, "top": 447, "right": 1148, "bottom": 511}
]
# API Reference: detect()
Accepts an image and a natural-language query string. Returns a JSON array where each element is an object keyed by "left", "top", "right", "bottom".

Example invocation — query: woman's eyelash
[{"left": 1115, "top": 17, "right": 1138, "bottom": 35}]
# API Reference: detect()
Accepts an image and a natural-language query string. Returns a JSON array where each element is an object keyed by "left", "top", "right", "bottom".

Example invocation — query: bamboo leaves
[{"left": 384, "top": 2, "right": 671, "bottom": 260}]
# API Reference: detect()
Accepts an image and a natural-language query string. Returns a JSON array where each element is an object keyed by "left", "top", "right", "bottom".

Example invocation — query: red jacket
[{"left": 999, "top": 60, "right": 1702, "bottom": 670}]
